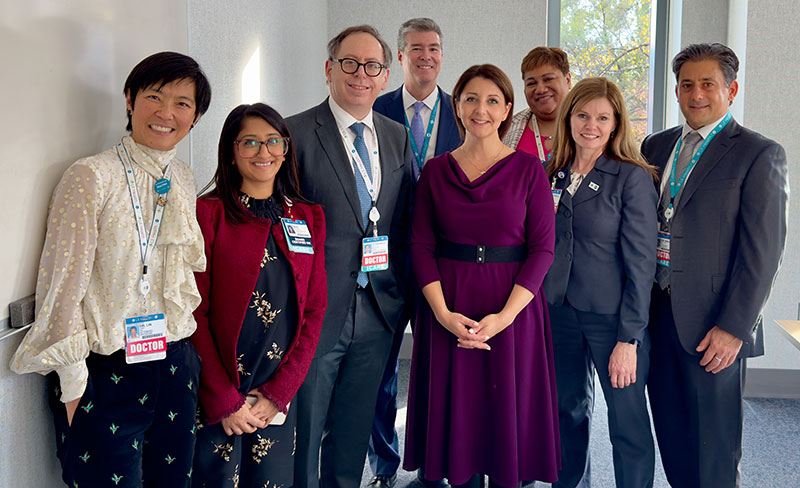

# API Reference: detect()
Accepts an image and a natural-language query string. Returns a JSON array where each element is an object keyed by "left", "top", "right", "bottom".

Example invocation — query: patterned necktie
[
  {"left": 411, "top": 101, "right": 426, "bottom": 180},
  {"left": 655, "top": 130, "right": 703, "bottom": 290},
  {"left": 675, "top": 131, "right": 702, "bottom": 181},
  {"left": 349, "top": 122, "right": 372, "bottom": 288}
]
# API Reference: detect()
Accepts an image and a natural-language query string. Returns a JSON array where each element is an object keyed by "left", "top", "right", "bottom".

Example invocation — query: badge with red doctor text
[
  {"left": 124, "top": 313, "right": 167, "bottom": 364},
  {"left": 361, "top": 236, "right": 389, "bottom": 272}
]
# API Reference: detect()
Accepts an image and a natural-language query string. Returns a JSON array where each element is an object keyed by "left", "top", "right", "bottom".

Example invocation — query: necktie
[
  {"left": 675, "top": 131, "right": 702, "bottom": 181},
  {"left": 655, "top": 131, "right": 703, "bottom": 290},
  {"left": 411, "top": 101, "right": 425, "bottom": 180},
  {"left": 350, "top": 122, "right": 372, "bottom": 288}
]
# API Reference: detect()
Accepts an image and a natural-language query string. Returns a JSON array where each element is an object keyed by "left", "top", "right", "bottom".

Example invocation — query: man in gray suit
[
  {"left": 642, "top": 43, "right": 788, "bottom": 488},
  {"left": 286, "top": 25, "right": 413, "bottom": 488}
]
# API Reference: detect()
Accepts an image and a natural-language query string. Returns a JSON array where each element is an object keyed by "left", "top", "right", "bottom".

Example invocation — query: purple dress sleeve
[
  {"left": 410, "top": 158, "right": 441, "bottom": 289},
  {"left": 514, "top": 161, "right": 555, "bottom": 294}
]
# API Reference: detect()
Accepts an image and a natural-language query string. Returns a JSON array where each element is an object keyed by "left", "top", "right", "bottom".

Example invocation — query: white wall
[
  {"left": 742, "top": 0, "right": 800, "bottom": 370},
  {"left": 188, "top": 0, "right": 330, "bottom": 190},
  {"left": 327, "top": 0, "right": 548, "bottom": 117},
  {"left": 0, "top": 1, "right": 190, "bottom": 485}
]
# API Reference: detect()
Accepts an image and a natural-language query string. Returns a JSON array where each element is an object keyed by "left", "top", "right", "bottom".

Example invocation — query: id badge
[
  {"left": 124, "top": 313, "right": 167, "bottom": 364},
  {"left": 281, "top": 218, "right": 314, "bottom": 254},
  {"left": 361, "top": 235, "right": 389, "bottom": 272},
  {"left": 552, "top": 189, "right": 563, "bottom": 214},
  {"left": 656, "top": 231, "right": 671, "bottom": 267}
]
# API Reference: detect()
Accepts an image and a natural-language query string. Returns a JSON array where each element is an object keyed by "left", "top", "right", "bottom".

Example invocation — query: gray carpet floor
[{"left": 360, "top": 360, "right": 800, "bottom": 487}]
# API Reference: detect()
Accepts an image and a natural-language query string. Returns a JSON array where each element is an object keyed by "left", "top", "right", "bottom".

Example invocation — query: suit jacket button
[
  {"left": 564, "top": 210, "right": 572, "bottom": 217},
  {"left": 566, "top": 253, "right": 572, "bottom": 260},
  {"left": 565, "top": 231, "right": 572, "bottom": 239}
]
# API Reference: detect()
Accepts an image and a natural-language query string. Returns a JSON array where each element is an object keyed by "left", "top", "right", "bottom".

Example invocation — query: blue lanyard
[
  {"left": 666, "top": 112, "right": 731, "bottom": 217},
  {"left": 403, "top": 94, "right": 439, "bottom": 171}
]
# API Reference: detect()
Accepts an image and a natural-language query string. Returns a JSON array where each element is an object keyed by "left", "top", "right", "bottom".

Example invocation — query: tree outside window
[{"left": 561, "top": 0, "right": 652, "bottom": 142}]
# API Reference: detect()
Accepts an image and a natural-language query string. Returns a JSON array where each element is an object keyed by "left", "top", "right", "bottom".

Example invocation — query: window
[{"left": 558, "top": 0, "right": 655, "bottom": 142}]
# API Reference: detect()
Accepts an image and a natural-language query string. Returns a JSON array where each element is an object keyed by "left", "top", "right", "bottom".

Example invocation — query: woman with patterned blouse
[
  {"left": 191, "top": 103, "right": 327, "bottom": 487},
  {"left": 10, "top": 52, "right": 211, "bottom": 488}
]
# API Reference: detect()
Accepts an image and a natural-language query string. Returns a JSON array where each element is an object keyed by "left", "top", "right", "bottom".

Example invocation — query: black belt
[{"left": 436, "top": 239, "right": 526, "bottom": 264}]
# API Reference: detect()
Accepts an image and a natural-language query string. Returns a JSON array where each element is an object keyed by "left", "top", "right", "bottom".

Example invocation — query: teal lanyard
[
  {"left": 403, "top": 94, "right": 440, "bottom": 171},
  {"left": 666, "top": 112, "right": 731, "bottom": 218}
]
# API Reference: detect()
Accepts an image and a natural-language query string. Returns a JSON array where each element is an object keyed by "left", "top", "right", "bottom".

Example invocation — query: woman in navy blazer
[
  {"left": 191, "top": 103, "right": 327, "bottom": 487},
  {"left": 543, "top": 78, "right": 658, "bottom": 488}
]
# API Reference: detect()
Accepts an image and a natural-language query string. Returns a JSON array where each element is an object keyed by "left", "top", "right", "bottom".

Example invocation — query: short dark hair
[
  {"left": 672, "top": 43, "right": 739, "bottom": 86},
  {"left": 451, "top": 64, "right": 515, "bottom": 139},
  {"left": 327, "top": 25, "right": 392, "bottom": 69},
  {"left": 199, "top": 103, "right": 311, "bottom": 224},
  {"left": 520, "top": 46, "right": 570, "bottom": 77},
  {"left": 123, "top": 51, "right": 212, "bottom": 131},
  {"left": 397, "top": 18, "right": 443, "bottom": 52}
]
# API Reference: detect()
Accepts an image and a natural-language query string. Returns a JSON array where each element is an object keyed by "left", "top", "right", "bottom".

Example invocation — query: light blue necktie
[
  {"left": 350, "top": 122, "right": 372, "bottom": 288},
  {"left": 410, "top": 101, "right": 425, "bottom": 180}
]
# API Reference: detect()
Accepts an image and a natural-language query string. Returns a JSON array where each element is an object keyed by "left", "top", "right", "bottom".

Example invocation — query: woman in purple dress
[{"left": 404, "top": 64, "right": 559, "bottom": 488}]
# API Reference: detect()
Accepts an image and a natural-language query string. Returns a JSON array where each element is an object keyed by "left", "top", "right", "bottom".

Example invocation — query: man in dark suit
[
  {"left": 286, "top": 25, "right": 413, "bottom": 488},
  {"left": 642, "top": 43, "right": 788, "bottom": 488},
  {"left": 367, "top": 17, "right": 460, "bottom": 488}
]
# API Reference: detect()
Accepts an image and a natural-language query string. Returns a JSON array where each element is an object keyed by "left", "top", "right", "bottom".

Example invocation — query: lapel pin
[
  {"left": 588, "top": 182, "right": 599, "bottom": 192},
  {"left": 557, "top": 171, "right": 566, "bottom": 179}
]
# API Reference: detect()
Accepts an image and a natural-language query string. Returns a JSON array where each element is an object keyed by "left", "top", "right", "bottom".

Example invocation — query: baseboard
[{"left": 744, "top": 368, "right": 800, "bottom": 399}]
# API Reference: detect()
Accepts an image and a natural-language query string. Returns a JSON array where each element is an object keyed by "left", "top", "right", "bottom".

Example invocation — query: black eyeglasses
[
  {"left": 333, "top": 58, "right": 386, "bottom": 77},
  {"left": 234, "top": 137, "right": 290, "bottom": 158}
]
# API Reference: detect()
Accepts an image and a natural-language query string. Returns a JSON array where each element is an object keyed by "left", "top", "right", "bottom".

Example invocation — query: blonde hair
[{"left": 548, "top": 77, "right": 656, "bottom": 180}]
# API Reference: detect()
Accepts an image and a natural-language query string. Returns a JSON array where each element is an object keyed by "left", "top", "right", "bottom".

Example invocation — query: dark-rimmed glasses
[
  {"left": 333, "top": 58, "right": 386, "bottom": 77},
  {"left": 235, "top": 137, "right": 290, "bottom": 158}
]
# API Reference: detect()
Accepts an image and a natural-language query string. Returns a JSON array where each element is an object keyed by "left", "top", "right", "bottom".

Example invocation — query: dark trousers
[
  {"left": 294, "top": 288, "right": 395, "bottom": 488},
  {"left": 648, "top": 287, "right": 744, "bottom": 488},
  {"left": 367, "top": 321, "right": 405, "bottom": 477},
  {"left": 549, "top": 303, "right": 654, "bottom": 488},
  {"left": 51, "top": 339, "right": 201, "bottom": 488}
]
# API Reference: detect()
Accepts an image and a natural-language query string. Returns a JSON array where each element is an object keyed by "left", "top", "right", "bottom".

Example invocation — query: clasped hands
[
  {"left": 220, "top": 389, "right": 280, "bottom": 436},
  {"left": 435, "top": 310, "right": 514, "bottom": 350}
]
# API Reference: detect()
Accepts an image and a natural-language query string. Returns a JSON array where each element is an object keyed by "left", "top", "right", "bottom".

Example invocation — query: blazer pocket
[
  {"left": 711, "top": 274, "right": 726, "bottom": 294},
  {"left": 701, "top": 178, "right": 739, "bottom": 191}
]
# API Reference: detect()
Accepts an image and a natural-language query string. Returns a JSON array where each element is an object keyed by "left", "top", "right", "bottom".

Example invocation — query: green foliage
[{"left": 561, "top": 0, "right": 651, "bottom": 141}]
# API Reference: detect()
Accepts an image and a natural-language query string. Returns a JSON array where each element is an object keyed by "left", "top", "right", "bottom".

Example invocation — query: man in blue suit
[
  {"left": 642, "top": 43, "right": 788, "bottom": 488},
  {"left": 368, "top": 17, "right": 460, "bottom": 488}
]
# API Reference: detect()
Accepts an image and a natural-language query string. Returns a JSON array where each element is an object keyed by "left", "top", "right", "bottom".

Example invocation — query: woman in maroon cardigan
[{"left": 191, "top": 103, "right": 327, "bottom": 487}]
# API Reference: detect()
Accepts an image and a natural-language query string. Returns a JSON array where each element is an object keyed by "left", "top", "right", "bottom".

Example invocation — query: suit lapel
[
  {"left": 436, "top": 88, "right": 457, "bottom": 154},
  {"left": 387, "top": 87, "right": 406, "bottom": 125},
  {"left": 374, "top": 115, "right": 402, "bottom": 220},
  {"left": 571, "top": 156, "right": 618, "bottom": 207},
  {"left": 676, "top": 121, "right": 739, "bottom": 213},
  {"left": 653, "top": 128, "right": 682, "bottom": 177},
  {"left": 314, "top": 102, "right": 364, "bottom": 227}
]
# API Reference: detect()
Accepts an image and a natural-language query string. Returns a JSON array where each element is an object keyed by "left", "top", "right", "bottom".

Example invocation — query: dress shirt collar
[
  {"left": 402, "top": 84, "right": 439, "bottom": 111},
  {"left": 328, "top": 96, "right": 375, "bottom": 134},
  {"left": 682, "top": 112, "right": 728, "bottom": 141}
]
